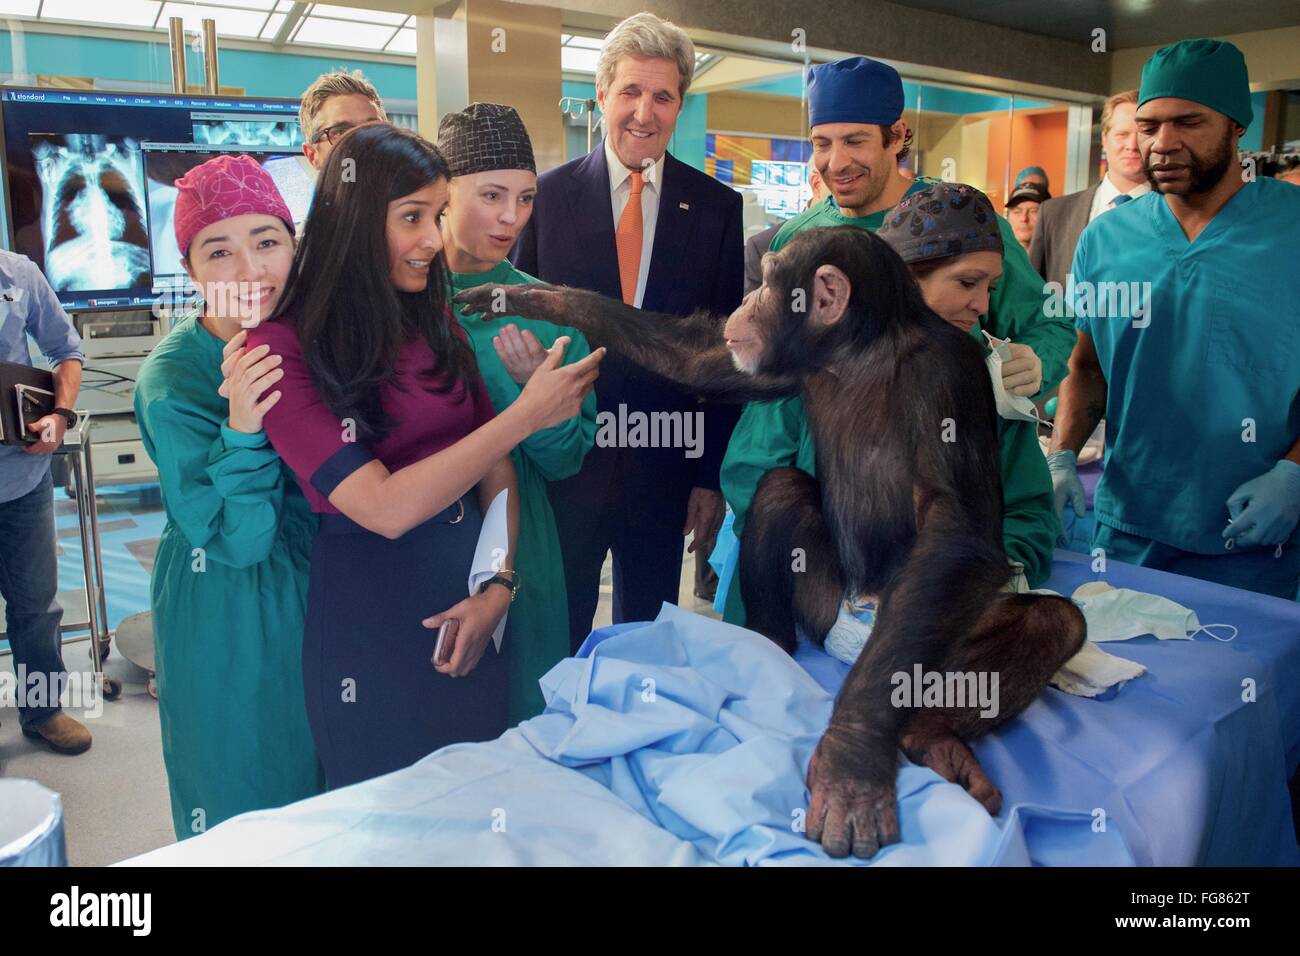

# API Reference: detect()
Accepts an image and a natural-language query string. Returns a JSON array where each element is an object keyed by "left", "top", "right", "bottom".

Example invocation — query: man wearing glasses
[{"left": 298, "top": 69, "right": 387, "bottom": 172}]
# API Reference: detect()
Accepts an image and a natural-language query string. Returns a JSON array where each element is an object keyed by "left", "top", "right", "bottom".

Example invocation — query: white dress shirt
[
  {"left": 605, "top": 137, "right": 665, "bottom": 309},
  {"left": 1088, "top": 172, "right": 1151, "bottom": 223}
]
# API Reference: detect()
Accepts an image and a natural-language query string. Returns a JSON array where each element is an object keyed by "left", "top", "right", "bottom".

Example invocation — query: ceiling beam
[{"left": 272, "top": 1, "right": 308, "bottom": 47}]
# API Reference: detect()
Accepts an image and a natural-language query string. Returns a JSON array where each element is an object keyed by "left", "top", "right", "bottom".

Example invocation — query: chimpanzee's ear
[{"left": 809, "top": 264, "right": 851, "bottom": 327}]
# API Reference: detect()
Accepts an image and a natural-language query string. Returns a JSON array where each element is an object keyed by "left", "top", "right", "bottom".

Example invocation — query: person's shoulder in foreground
[{"left": 245, "top": 311, "right": 301, "bottom": 355}]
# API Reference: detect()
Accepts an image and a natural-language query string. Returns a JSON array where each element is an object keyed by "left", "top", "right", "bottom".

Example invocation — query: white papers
[{"left": 468, "top": 488, "right": 510, "bottom": 651}]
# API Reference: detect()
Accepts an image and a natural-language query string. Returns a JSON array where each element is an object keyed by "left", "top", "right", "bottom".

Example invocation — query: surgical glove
[
  {"left": 1047, "top": 449, "right": 1086, "bottom": 544},
  {"left": 1001, "top": 343, "right": 1042, "bottom": 397},
  {"left": 1222, "top": 459, "right": 1300, "bottom": 548}
]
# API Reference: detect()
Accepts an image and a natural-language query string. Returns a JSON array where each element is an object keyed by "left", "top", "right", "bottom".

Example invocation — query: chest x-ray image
[
  {"left": 30, "top": 133, "right": 152, "bottom": 293},
  {"left": 192, "top": 118, "right": 304, "bottom": 148}
]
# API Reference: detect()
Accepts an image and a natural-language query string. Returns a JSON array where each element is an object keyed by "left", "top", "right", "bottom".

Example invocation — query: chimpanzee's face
[
  {"left": 723, "top": 247, "right": 852, "bottom": 375},
  {"left": 723, "top": 283, "right": 770, "bottom": 373}
]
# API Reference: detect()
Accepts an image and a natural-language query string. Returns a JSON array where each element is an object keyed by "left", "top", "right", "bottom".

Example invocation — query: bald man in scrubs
[{"left": 1049, "top": 39, "right": 1300, "bottom": 599}]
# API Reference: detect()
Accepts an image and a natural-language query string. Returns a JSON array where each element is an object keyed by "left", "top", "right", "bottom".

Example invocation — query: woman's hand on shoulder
[{"left": 220, "top": 329, "right": 285, "bottom": 434}]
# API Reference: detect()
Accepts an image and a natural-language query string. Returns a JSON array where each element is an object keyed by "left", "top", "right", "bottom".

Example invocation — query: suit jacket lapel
[
  {"left": 569, "top": 144, "right": 622, "bottom": 301},
  {"left": 644, "top": 153, "right": 697, "bottom": 313},
  {"left": 1071, "top": 184, "right": 1099, "bottom": 243}
]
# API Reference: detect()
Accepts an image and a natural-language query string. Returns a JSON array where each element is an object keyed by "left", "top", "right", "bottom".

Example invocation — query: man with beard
[{"left": 1049, "top": 39, "right": 1300, "bottom": 599}]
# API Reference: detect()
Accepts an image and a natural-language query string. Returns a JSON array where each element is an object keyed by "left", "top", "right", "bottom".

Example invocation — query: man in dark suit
[
  {"left": 743, "top": 160, "right": 827, "bottom": 295},
  {"left": 1030, "top": 90, "right": 1147, "bottom": 288},
  {"left": 512, "top": 12, "right": 743, "bottom": 650}
]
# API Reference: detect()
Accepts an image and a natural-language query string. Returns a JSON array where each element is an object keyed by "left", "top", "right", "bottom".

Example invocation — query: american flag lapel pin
[{"left": 679, "top": 201, "right": 690, "bottom": 210}]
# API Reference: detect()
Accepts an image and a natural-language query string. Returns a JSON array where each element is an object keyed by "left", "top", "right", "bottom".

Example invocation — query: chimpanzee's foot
[{"left": 900, "top": 729, "right": 1002, "bottom": 815}]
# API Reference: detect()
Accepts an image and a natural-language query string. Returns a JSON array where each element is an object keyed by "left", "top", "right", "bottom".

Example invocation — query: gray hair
[
  {"left": 595, "top": 13, "right": 696, "bottom": 100},
  {"left": 299, "top": 69, "right": 387, "bottom": 141}
]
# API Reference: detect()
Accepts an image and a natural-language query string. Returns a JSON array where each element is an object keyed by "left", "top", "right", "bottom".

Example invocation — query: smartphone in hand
[{"left": 432, "top": 619, "right": 459, "bottom": 667}]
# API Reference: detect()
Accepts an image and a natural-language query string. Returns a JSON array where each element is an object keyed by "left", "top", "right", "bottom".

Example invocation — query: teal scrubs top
[
  {"left": 134, "top": 314, "right": 322, "bottom": 839},
  {"left": 1072, "top": 177, "right": 1300, "bottom": 555}
]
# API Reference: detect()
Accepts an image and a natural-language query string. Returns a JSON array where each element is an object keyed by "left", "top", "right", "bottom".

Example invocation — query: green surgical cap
[{"left": 1138, "top": 38, "right": 1252, "bottom": 128}]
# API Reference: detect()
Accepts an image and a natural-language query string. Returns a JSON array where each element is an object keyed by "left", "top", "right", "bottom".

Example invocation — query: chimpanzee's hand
[
  {"left": 805, "top": 724, "right": 900, "bottom": 859},
  {"left": 454, "top": 283, "right": 569, "bottom": 328}
]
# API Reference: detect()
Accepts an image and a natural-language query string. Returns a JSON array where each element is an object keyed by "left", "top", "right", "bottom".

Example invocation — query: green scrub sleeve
[
  {"left": 720, "top": 396, "right": 812, "bottom": 538},
  {"left": 139, "top": 396, "right": 287, "bottom": 568},
  {"left": 986, "top": 215, "right": 1075, "bottom": 397},
  {"left": 996, "top": 418, "right": 1060, "bottom": 589},
  {"left": 515, "top": 330, "right": 598, "bottom": 482}
]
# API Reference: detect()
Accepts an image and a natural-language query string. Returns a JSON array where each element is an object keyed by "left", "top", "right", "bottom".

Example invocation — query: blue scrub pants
[
  {"left": 0, "top": 471, "right": 67, "bottom": 729},
  {"left": 1094, "top": 522, "right": 1300, "bottom": 601}
]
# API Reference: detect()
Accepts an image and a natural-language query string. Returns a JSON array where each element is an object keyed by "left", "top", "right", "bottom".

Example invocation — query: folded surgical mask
[
  {"left": 1071, "top": 581, "right": 1237, "bottom": 643},
  {"left": 982, "top": 330, "right": 1051, "bottom": 428}
]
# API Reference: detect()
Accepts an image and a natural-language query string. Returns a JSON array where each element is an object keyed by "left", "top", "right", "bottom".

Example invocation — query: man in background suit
[
  {"left": 743, "top": 159, "right": 827, "bottom": 295},
  {"left": 1030, "top": 90, "right": 1148, "bottom": 287},
  {"left": 512, "top": 12, "right": 743, "bottom": 650}
]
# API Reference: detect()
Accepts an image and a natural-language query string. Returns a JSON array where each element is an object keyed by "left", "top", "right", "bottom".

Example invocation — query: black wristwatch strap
[
  {"left": 479, "top": 574, "right": 518, "bottom": 602},
  {"left": 52, "top": 407, "right": 77, "bottom": 428}
]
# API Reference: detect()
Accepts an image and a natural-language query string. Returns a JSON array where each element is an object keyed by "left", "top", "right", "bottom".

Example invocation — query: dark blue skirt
[{"left": 303, "top": 497, "right": 510, "bottom": 789}]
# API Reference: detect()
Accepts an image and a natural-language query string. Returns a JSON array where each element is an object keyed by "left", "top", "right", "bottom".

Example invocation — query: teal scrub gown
[
  {"left": 1071, "top": 177, "right": 1300, "bottom": 598},
  {"left": 134, "top": 314, "right": 323, "bottom": 839},
  {"left": 451, "top": 260, "right": 597, "bottom": 722},
  {"left": 719, "top": 181, "right": 1074, "bottom": 623}
]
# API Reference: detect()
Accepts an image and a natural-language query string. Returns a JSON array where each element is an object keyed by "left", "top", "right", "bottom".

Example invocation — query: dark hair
[
  {"left": 880, "top": 123, "right": 913, "bottom": 165},
  {"left": 272, "top": 122, "right": 477, "bottom": 443},
  {"left": 908, "top": 258, "right": 945, "bottom": 280},
  {"left": 764, "top": 226, "right": 944, "bottom": 376}
]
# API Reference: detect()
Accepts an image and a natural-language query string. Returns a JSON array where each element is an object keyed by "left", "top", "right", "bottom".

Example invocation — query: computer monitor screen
[
  {"left": 142, "top": 144, "right": 308, "bottom": 289},
  {"left": 0, "top": 88, "right": 306, "bottom": 311}
]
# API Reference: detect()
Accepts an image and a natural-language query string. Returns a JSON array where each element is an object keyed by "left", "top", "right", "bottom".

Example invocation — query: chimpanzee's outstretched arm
[
  {"left": 454, "top": 283, "right": 800, "bottom": 403},
  {"left": 805, "top": 496, "right": 1010, "bottom": 859}
]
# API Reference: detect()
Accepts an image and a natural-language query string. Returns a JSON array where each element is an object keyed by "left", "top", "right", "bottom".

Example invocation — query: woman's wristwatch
[{"left": 478, "top": 570, "right": 519, "bottom": 603}]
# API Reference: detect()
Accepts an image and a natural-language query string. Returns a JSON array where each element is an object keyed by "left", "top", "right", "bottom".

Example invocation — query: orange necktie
[{"left": 616, "top": 170, "right": 644, "bottom": 305}]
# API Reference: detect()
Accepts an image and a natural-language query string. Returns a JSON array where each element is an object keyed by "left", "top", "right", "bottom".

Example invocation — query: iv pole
[{"left": 559, "top": 96, "right": 601, "bottom": 153}]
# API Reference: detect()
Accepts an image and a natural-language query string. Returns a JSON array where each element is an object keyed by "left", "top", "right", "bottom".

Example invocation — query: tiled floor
[{"left": 0, "top": 482, "right": 722, "bottom": 865}]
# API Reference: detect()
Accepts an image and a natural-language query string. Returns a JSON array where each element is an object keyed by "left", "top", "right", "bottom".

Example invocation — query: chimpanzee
[{"left": 456, "top": 226, "right": 1086, "bottom": 859}]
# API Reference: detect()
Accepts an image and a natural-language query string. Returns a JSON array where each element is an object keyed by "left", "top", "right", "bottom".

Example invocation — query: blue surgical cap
[{"left": 807, "top": 56, "right": 905, "bottom": 128}]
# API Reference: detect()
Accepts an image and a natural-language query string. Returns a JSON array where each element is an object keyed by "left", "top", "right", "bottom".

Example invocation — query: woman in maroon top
[{"left": 236, "top": 124, "right": 603, "bottom": 788}]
